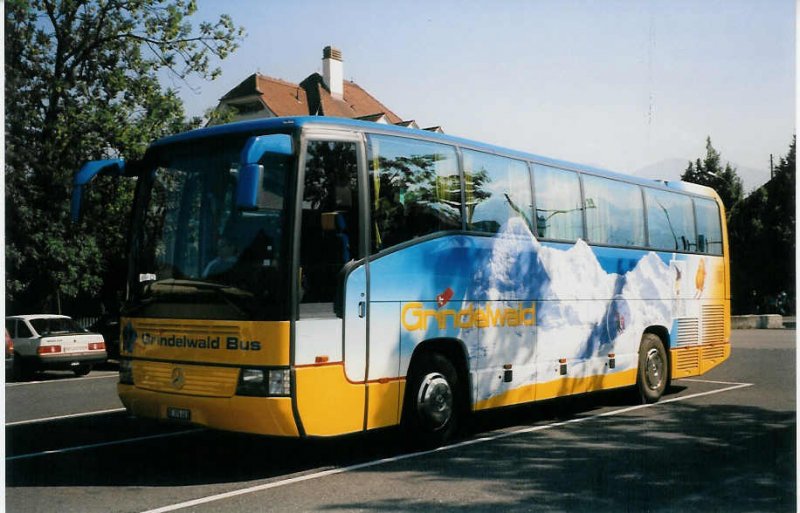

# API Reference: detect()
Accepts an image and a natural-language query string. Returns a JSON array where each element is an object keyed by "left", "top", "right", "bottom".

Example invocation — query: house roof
[
  {"left": 220, "top": 72, "right": 402, "bottom": 122},
  {"left": 356, "top": 113, "right": 390, "bottom": 123},
  {"left": 221, "top": 74, "right": 309, "bottom": 117},
  {"left": 337, "top": 80, "right": 402, "bottom": 124}
]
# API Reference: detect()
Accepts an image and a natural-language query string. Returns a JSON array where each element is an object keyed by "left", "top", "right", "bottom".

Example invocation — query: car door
[{"left": 10, "top": 319, "right": 37, "bottom": 358}]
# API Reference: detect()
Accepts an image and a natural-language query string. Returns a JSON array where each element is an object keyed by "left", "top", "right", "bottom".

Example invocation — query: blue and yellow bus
[{"left": 72, "top": 116, "right": 730, "bottom": 444}]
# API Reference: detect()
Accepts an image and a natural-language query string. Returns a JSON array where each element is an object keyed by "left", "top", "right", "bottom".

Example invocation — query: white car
[{"left": 5, "top": 314, "right": 107, "bottom": 379}]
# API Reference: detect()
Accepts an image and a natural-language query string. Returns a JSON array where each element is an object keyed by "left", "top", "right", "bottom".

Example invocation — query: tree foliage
[
  {"left": 5, "top": 0, "right": 244, "bottom": 313},
  {"left": 728, "top": 137, "right": 795, "bottom": 314},
  {"left": 681, "top": 136, "right": 744, "bottom": 218}
]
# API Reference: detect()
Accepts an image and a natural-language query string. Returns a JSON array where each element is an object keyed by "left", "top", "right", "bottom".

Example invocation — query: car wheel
[
  {"left": 12, "top": 355, "right": 33, "bottom": 381},
  {"left": 73, "top": 364, "right": 92, "bottom": 377},
  {"left": 402, "top": 352, "right": 465, "bottom": 448},
  {"left": 636, "top": 333, "right": 669, "bottom": 403}
]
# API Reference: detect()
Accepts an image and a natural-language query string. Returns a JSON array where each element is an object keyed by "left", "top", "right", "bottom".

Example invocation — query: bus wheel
[
  {"left": 403, "top": 352, "right": 463, "bottom": 447},
  {"left": 637, "top": 333, "right": 668, "bottom": 403}
]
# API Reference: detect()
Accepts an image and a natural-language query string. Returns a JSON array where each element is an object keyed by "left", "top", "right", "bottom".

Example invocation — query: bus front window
[{"left": 130, "top": 135, "right": 292, "bottom": 321}]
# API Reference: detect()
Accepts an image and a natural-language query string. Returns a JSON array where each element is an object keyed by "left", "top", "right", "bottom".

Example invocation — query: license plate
[{"left": 166, "top": 407, "right": 191, "bottom": 422}]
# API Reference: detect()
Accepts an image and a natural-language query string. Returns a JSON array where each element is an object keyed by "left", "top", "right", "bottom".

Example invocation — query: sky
[{"left": 174, "top": 0, "right": 795, "bottom": 190}]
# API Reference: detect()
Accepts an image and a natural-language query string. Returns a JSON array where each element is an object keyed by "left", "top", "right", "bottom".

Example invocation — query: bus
[{"left": 71, "top": 116, "right": 730, "bottom": 445}]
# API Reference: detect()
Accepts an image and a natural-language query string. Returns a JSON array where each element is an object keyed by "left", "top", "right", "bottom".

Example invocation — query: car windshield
[
  {"left": 129, "top": 133, "right": 293, "bottom": 321},
  {"left": 30, "top": 318, "right": 84, "bottom": 336}
]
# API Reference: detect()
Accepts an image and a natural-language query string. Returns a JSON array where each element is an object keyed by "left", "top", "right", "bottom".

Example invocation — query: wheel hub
[
  {"left": 645, "top": 348, "right": 664, "bottom": 390},
  {"left": 416, "top": 372, "right": 453, "bottom": 431}
]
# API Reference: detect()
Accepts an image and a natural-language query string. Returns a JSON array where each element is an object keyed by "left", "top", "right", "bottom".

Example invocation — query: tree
[
  {"left": 5, "top": 0, "right": 244, "bottom": 313},
  {"left": 728, "top": 137, "right": 795, "bottom": 313},
  {"left": 681, "top": 136, "right": 744, "bottom": 218}
]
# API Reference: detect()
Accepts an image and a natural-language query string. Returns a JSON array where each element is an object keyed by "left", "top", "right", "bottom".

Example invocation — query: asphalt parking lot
[{"left": 5, "top": 329, "right": 795, "bottom": 512}]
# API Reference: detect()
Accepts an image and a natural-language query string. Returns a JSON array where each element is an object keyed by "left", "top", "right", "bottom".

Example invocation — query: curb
[{"left": 731, "top": 314, "right": 785, "bottom": 329}]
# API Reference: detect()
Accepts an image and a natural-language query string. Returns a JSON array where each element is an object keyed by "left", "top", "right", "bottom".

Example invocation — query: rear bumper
[
  {"left": 670, "top": 342, "right": 730, "bottom": 379},
  {"left": 118, "top": 384, "right": 299, "bottom": 437},
  {"left": 35, "top": 351, "right": 107, "bottom": 370}
]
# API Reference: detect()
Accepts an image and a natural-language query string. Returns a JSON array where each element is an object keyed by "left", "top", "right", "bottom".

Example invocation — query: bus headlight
[
  {"left": 119, "top": 359, "right": 134, "bottom": 385},
  {"left": 236, "top": 368, "right": 290, "bottom": 397},
  {"left": 267, "top": 368, "right": 291, "bottom": 396}
]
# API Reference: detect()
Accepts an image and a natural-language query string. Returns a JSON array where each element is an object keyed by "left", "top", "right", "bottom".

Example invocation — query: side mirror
[
  {"left": 71, "top": 159, "right": 125, "bottom": 222},
  {"left": 236, "top": 135, "right": 293, "bottom": 209}
]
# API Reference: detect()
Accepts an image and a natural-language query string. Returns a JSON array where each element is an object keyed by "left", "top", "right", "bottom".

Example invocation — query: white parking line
[
  {"left": 6, "top": 428, "right": 204, "bottom": 461},
  {"left": 679, "top": 378, "right": 753, "bottom": 386},
  {"left": 140, "top": 380, "right": 754, "bottom": 513},
  {"left": 6, "top": 407, "right": 127, "bottom": 427},
  {"left": 6, "top": 373, "right": 118, "bottom": 387}
]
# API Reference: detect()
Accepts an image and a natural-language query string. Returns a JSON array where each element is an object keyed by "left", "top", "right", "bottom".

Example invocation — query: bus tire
[
  {"left": 636, "top": 333, "right": 668, "bottom": 403},
  {"left": 402, "top": 351, "right": 464, "bottom": 447}
]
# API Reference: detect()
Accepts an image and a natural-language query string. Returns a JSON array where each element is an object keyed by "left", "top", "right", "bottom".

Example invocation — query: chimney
[{"left": 322, "top": 46, "right": 344, "bottom": 99}]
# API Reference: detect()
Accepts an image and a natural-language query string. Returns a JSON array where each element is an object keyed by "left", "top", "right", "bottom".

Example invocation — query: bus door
[{"left": 294, "top": 134, "right": 369, "bottom": 436}]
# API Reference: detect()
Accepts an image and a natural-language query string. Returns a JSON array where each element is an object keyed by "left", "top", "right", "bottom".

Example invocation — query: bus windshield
[{"left": 128, "top": 134, "right": 292, "bottom": 321}]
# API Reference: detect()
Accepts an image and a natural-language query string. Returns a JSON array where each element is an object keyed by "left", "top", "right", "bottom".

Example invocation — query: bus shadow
[
  {"left": 6, "top": 387, "right": 795, "bottom": 513},
  {"left": 329, "top": 399, "right": 795, "bottom": 512},
  {"left": 6, "top": 416, "right": 404, "bottom": 488},
  {"left": 8, "top": 365, "right": 117, "bottom": 383}
]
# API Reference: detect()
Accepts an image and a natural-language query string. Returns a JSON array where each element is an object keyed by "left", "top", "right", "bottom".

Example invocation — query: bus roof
[{"left": 151, "top": 116, "right": 718, "bottom": 198}]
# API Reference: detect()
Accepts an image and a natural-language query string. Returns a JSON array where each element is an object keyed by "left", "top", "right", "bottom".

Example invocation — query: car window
[
  {"left": 29, "top": 318, "right": 82, "bottom": 336},
  {"left": 17, "top": 322, "right": 33, "bottom": 338},
  {"left": 5, "top": 320, "right": 15, "bottom": 337}
]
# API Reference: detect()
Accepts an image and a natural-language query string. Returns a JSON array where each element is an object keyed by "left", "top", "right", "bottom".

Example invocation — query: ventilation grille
[
  {"left": 675, "top": 347, "right": 701, "bottom": 372},
  {"left": 702, "top": 344, "right": 726, "bottom": 361},
  {"left": 675, "top": 318, "right": 700, "bottom": 347},
  {"left": 134, "top": 360, "right": 239, "bottom": 397},
  {"left": 702, "top": 305, "right": 725, "bottom": 345}
]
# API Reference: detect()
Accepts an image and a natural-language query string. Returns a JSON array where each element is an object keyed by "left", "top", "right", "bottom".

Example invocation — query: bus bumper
[
  {"left": 671, "top": 342, "right": 731, "bottom": 380},
  {"left": 118, "top": 384, "right": 299, "bottom": 437}
]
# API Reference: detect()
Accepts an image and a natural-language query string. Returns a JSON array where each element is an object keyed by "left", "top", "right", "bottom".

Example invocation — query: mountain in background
[{"left": 633, "top": 158, "right": 769, "bottom": 194}]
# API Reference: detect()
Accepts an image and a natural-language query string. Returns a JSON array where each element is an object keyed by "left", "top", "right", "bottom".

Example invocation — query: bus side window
[
  {"left": 463, "top": 150, "right": 532, "bottom": 234},
  {"left": 368, "top": 135, "right": 460, "bottom": 253},
  {"left": 694, "top": 198, "right": 723, "bottom": 255},
  {"left": 298, "top": 141, "right": 360, "bottom": 317},
  {"left": 582, "top": 175, "right": 646, "bottom": 248},
  {"left": 644, "top": 188, "right": 696, "bottom": 252},
  {"left": 532, "top": 165, "right": 584, "bottom": 241}
]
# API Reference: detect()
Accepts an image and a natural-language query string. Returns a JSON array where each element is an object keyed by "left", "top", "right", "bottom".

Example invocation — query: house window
[{"left": 231, "top": 101, "right": 264, "bottom": 115}]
